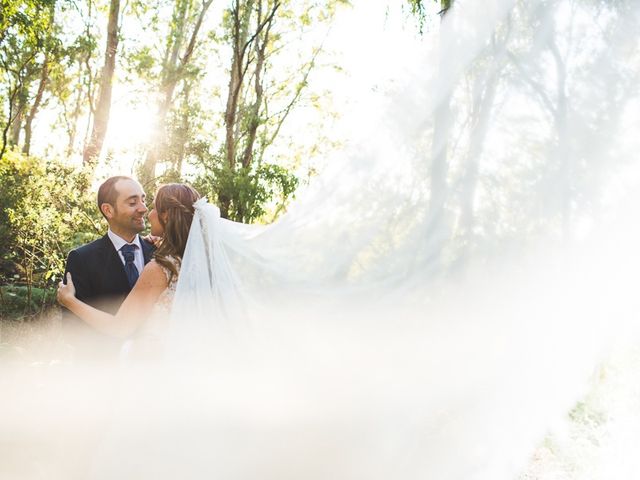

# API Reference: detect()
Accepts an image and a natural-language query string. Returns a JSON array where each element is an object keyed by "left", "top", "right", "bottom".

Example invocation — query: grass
[
  {"left": 0, "top": 306, "right": 67, "bottom": 364},
  {"left": 0, "top": 284, "right": 65, "bottom": 363}
]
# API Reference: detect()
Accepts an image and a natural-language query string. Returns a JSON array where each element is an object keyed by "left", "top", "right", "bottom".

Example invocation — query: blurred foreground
[{"left": 1, "top": 275, "right": 639, "bottom": 480}]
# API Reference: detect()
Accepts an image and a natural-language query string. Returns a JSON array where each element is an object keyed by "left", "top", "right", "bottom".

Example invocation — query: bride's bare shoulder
[{"left": 136, "top": 260, "right": 169, "bottom": 288}]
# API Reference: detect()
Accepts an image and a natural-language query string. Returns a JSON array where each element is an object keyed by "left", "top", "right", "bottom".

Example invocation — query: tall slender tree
[
  {"left": 0, "top": 0, "right": 56, "bottom": 160},
  {"left": 82, "top": 0, "right": 121, "bottom": 169},
  {"left": 139, "top": 0, "right": 214, "bottom": 190}
]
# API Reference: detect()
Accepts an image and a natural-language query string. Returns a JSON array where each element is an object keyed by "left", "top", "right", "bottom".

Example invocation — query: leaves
[
  {"left": 194, "top": 147, "right": 298, "bottom": 224},
  {"left": 0, "top": 149, "right": 102, "bottom": 292}
]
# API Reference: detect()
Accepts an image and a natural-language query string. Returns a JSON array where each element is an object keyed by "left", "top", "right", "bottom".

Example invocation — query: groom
[{"left": 63, "top": 175, "right": 154, "bottom": 359}]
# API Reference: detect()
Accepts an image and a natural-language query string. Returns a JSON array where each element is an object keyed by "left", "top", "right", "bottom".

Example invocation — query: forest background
[
  {"left": 0, "top": 0, "right": 432, "bottom": 318},
  {"left": 1, "top": 0, "right": 637, "bottom": 321}
]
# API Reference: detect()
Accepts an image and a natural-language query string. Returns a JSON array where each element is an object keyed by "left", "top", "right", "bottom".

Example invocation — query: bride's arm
[{"left": 57, "top": 261, "right": 168, "bottom": 338}]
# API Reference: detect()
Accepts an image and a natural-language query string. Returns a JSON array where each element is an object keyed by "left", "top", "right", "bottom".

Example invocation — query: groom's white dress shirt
[{"left": 107, "top": 229, "right": 145, "bottom": 275}]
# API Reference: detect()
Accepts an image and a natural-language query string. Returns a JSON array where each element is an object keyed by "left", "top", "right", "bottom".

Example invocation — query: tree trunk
[
  {"left": 139, "top": 0, "right": 189, "bottom": 187},
  {"left": 459, "top": 23, "right": 509, "bottom": 246},
  {"left": 224, "top": 0, "right": 249, "bottom": 172},
  {"left": 140, "top": 0, "right": 213, "bottom": 189},
  {"left": 22, "top": 59, "right": 49, "bottom": 156},
  {"left": 140, "top": 84, "right": 175, "bottom": 188},
  {"left": 10, "top": 94, "right": 25, "bottom": 146},
  {"left": 548, "top": 37, "right": 569, "bottom": 238},
  {"left": 81, "top": 21, "right": 97, "bottom": 158},
  {"left": 240, "top": 1, "right": 275, "bottom": 169},
  {"left": 82, "top": 0, "right": 120, "bottom": 168},
  {"left": 220, "top": 0, "right": 254, "bottom": 218},
  {"left": 428, "top": 6, "right": 453, "bottom": 224},
  {"left": 174, "top": 82, "right": 192, "bottom": 174},
  {"left": 66, "top": 56, "right": 91, "bottom": 157},
  {"left": 0, "top": 83, "right": 22, "bottom": 160}
]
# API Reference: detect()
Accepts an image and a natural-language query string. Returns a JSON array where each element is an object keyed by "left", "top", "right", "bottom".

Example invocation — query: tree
[
  {"left": 82, "top": 0, "right": 121, "bottom": 169},
  {"left": 0, "top": 0, "right": 56, "bottom": 160},
  {"left": 216, "top": 0, "right": 281, "bottom": 219},
  {"left": 457, "top": 20, "right": 511, "bottom": 256},
  {"left": 195, "top": 0, "right": 345, "bottom": 222},
  {"left": 462, "top": 0, "right": 640, "bottom": 246},
  {"left": 0, "top": 150, "right": 101, "bottom": 311},
  {"left": 138, "top": 0, "right": 214, "bottom": 190},
  {"left": 54, "top": 5, "right": 99, "bottom": 159},
  {"left": 403, "top": 0, "right": 456, "bottom": 270}
]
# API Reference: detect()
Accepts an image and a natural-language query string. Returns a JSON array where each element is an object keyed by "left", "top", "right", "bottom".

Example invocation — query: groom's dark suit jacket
[{"left": 63, "top": 234, "right": 154, "bottom": 359}]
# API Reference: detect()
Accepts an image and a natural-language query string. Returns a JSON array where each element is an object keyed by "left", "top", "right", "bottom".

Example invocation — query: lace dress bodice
[
  {"left": 155, "top": 256, "right": 180, "bottom": 313},
  {"left": 120, "top": 256, "right": 180, "bottom": 362}
]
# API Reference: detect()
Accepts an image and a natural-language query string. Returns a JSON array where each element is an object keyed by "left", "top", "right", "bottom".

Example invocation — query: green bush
[
  {"left": 0, "top": 149, "right": 103, "bottom": 315},
  {"left": 194, "top": 149, "right": 299, "bottom": 223},
  {"left": 0, "top": 284, "right": 56, "bottom": 319}
]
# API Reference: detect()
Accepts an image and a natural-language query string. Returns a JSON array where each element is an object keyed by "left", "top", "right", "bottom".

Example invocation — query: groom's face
[{"left": 105, "top": 179, "right": 148, "bottom": 237}]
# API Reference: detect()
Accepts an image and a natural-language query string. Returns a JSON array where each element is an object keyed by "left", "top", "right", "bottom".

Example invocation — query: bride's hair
[{"left": 153, "top": 183, "right": 201, "bottom": 281}]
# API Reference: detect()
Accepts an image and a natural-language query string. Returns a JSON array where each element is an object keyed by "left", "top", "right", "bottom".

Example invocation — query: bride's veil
[
  {"left": 172, "top": 0, "right": 640, "bottom": 339},
  {"left": 166, "top": 0, "right": 640, "bottom": 476}
]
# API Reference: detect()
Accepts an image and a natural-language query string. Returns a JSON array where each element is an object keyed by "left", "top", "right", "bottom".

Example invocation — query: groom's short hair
[{"left": 97, "top": 175, "right": 134, "bottom": 219}]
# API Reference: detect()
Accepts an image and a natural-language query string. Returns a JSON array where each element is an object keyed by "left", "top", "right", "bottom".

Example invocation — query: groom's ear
[{"left": 100, "top": 203, "right": 114, "bottom": 220}]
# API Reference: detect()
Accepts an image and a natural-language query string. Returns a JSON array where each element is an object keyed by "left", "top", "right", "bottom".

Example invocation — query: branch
[
  {"left": 240, "top": 0, "right": 280, "bottom": 61},
  {"left": 180, "top": 0, "right": 214, "bottom": 69},
  {"left": 265, "top": 30, "right": 327, "bottom": 149}
]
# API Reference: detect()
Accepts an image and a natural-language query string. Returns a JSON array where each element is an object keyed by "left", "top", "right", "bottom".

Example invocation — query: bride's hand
[
  {"left": 57, "top": 272, "right": 76, "bottom": 307},
  {"left": 142, "top": 234, "right": 161, "bottom": 246}
]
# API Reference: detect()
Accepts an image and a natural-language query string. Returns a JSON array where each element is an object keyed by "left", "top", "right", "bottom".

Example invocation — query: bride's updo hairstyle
[{"left": 153, "top": 183, "right": 201, "bottom": 280}]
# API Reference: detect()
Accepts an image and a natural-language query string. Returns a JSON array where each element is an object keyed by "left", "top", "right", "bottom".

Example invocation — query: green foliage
[
  {"left": 204, "top": 0, "right": 345, "bottom": 223},
  {"left": 0, "top": 0, "right": 56, "bottom": 43},
  {"left": 0, "top": 0, "right": 56, "bottom": 100},
  {"left": 0, "top": 149, "right": 103, "bottom": 297},
  {"left": 125, "top": 46, "right": 157, "bottom": 81},
  {"left": 405, "top": 0, "right": 452, "bottom": 32},
  {"left": 1, "top": 0, "right": 343, "bottom": 230},
  {"left": 194, "top": 148, "right": 298, "bottom": 223},
  {"left": 0, "top": 284, "right": 55, "bottom": 318}
]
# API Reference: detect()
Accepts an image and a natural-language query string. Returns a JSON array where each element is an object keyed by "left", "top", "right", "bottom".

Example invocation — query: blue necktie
[{"left": 120, "top": 244, "right": 140, "bottom": 288}]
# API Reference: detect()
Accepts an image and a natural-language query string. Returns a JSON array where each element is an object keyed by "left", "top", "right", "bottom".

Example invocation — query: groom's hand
[{"left": 57, "top": 272, "right": 76, "bottom": 307}]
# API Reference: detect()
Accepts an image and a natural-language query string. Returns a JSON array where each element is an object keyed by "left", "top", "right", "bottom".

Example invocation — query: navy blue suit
[{"left": 63, "top": 234, "right": 154, "bottom": 358}]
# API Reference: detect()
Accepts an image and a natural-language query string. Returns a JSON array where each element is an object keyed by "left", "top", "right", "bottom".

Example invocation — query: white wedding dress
[{"left": 119, "top": 256, "right": 179, "bottom": 362}]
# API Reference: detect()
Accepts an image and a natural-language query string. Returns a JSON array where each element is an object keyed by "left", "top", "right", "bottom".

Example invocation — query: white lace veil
[
  {"left": 170, "top": 200, "right": 256, "bottom": 353},
  {"left": 172, "top": 0, "right": 640, "bottom": 346},
  {"left": 164, "top": 0, "right": 640, "bottom": 475}
]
